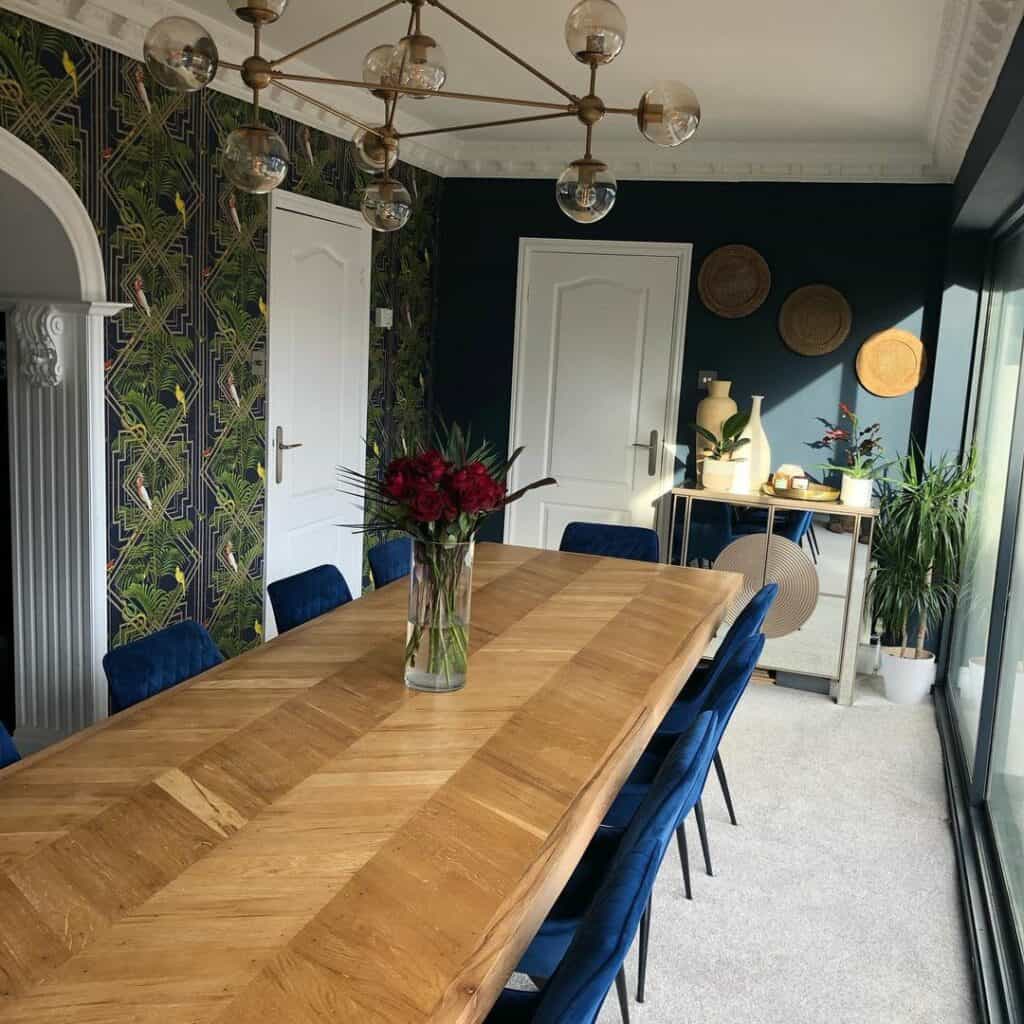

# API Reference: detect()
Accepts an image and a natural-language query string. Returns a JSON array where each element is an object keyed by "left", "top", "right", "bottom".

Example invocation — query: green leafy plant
[
  {"left": 692, "top": 412, "right": 750, "bottom": 461},
  {"left": 807, "top": 403, "right": 887, "bottom": 480},
  {"left": 869, "top": 447, "right": 976, "bottom": 659}
]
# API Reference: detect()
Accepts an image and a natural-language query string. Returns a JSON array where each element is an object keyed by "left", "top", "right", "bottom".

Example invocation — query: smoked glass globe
[
  {"left": 564, "top": 0, "right": 626, "bottom": 65},
  {"left": 362, "top": 43, "right": 397, "bottom": 91},
  {"left": 353, "top": 126, "right": 399, "bottom": 173},
  {"left": 388, "top": 34, "right": 447, "bottom": 96},
  {"left": 143, "top": 17, "right": 219, "bottom": 92},
  {"left": 222, "top": 125, "right": 289, "bottom": 194},
  {"left": 555, "top": 158, "right": 617, "bottom": 223},
  {"left": 360, "top": 179, "right": 412, "bottom": 232},
  {"left": 226, "top": 0, "right": 288, "bottom": 23},
  {"left": 637, "top": 80, "right": 701, "bottom": 147}
]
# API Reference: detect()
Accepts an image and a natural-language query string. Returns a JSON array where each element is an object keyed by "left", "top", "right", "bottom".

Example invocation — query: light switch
[
  {"left": 697, "top": 369, "right": 718, "bottom": 389},
  {"left": 375, "top": 307, "right": 393, "bottom": 329}
]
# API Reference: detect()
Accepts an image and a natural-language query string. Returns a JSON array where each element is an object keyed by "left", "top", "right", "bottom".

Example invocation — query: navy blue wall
[{"left": 434, "top": 179, "right": 951, "bottom": 539}]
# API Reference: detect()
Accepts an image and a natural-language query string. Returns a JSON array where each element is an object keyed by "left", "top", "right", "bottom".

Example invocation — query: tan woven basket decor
[
  {"left": 779, "top": 284, "right": 852, "bottom": 356},
  {"left": 856, "top": 328, "right": 927, "bottom": 397},
  {"left": 697, "top": 244, "right": 771, "bottom": 318}
]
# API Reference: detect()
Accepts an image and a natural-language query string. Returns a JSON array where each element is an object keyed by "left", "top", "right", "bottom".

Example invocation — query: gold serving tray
[{"left": 761, "top": 482, "right": 840, "bottom": 502}]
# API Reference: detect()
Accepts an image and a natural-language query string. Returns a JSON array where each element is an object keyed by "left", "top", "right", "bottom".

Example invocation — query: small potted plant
[
  {"left": 693, "top": 412, "right": 749, "bottom": 492},
  {"left": 807, "top": 403, "right": 885, "bottom": 506},
  {"left": 869, "top": 449, "right": 975, "bottom": 704}
]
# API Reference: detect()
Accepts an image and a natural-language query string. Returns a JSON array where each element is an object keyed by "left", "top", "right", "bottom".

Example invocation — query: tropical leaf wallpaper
[{"left": 0, "top": 12, "right": 441, "bottom": 658}]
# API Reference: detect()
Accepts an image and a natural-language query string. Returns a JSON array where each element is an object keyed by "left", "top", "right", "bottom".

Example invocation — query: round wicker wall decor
[
  {"left": 697, "top": 244, "right": 771, "bottom": 318},
  {"left": 779, "top": 284, "right": 852, "bottom": 356},
  {"left": 855, "top": 328, "right": 927, "bottom": 397},
  {"left": 713, "top": 534, "right": 819, "bottom": 638}
]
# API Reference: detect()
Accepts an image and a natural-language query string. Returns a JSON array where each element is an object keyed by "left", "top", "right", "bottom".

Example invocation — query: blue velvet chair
[
  {"left": 674, "top": 499, "right": 733, "bottom": 566},
  {"left": 103, "top": 620, "right": 224, "bottom": 714},
  {"left": 487, "top": 710, "right": 719, "bottom": 1023},
  {"left": 267, "top": 564, "right": 353, "bottom": 633},
  {"left": 367, "top": 536, "right": 412, "bottom": 589},
  {"left": 0, "top": 722, "right": 20, "bottom": 769},
  {"left": 559, "top": 522, "right": 660, "bottom": 563}
]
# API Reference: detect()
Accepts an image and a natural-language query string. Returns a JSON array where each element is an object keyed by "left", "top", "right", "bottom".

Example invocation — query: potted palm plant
[
  {"left": 694, "top": 411, "right": 750, "bottom": 492},
  {"left": 869, "top": 448, "right": 976, "bottom": 703}
]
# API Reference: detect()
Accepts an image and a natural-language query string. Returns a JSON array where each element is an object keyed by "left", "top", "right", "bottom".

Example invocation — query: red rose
[
  {"left": 383, "top": 469, "right": 407, "bottom": 499},
  {"left": 413, "top": 449, "right": 448, "bottom": 483},
  {"left": 409, "top": 487, "right": 445, "bottom": 522}
]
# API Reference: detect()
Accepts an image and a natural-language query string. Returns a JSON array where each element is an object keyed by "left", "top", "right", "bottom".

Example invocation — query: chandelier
[{"left": 143, "top": 0, "right": 700, "bottom": 232}]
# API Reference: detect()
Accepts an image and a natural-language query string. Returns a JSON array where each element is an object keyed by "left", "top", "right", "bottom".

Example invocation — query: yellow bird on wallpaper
[
  {"left": 174, "top": 191, "right": 187, "bottom": 228},
  {"left": 174, "top": 566, "right": 186, "bottom": 593},
  {"left": 258, "top": 296, "right": 268, "bottom": 319},
  {"left": 61, "top": 51, "right": 78, "bottom": 97},
  {"left": 174, "top": 383, "right": 187, "bottom": 416},
  {"left": 254, "top": 620, "right": 263, "bottom": 640},
  {"left": 256, "top": 462, "right": 266, "bottom": 483}
]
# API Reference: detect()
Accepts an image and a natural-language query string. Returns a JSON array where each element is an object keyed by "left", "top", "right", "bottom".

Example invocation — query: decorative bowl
[{"left": 761, "top": 482, "right": 839, "bottom": 502}]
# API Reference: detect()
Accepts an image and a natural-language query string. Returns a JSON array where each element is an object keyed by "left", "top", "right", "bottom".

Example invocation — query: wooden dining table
[{"left": 0, "top": 542, "right": 739, "bottom": 1023}]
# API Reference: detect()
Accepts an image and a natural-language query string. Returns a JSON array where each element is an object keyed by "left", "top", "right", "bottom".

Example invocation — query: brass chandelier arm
[
  {"left": 398, "top": 110, "right": 575, "bottom": 139},
  {"left": 270, "top": 0, "right": 406, "bottom": 69},
  {"left": 426, "top": 0, "right": 578, "bottom": 104},
  {"left": 385, "top": 3, "right": 419, "bottom": 130},
  {"left": 604, "top": 106, "right": 638, "bottom": 116},
  {"left": 272, "top": 80, "right": 378, "bottom": 135},
  {"left": 269, "top": 71, "right": 575, "bottom": 112}
]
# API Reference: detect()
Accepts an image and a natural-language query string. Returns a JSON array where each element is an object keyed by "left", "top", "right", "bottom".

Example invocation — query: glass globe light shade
[
  {"left": 143, "top": 17, "right": 219, "bottom": 93},
  {"left": 222, "top": 125, "right": 289, "bottom": 194},
  {"left": 225, "top": 0, "right": 287, "bottom": 24},
  {"left": 637, "top": 80, "right": 700, "bottom": 147},
  {"left": 362, "top": 43, "right": 397, "bottom": 90},
  {"left": 388, "top": 34, "right": 447, "bottom": 97},
  {"left": 360, "top": 179, "right": 412, "bottom": 232},
  {"left": 564, "top": 0, "right": 626, "bottom": 65},
  {"left": 555, "top": 158, "right": 617, "bottom": 223},
  {"left": 353, "top": 125, "right": 399, "bottom": 174}
]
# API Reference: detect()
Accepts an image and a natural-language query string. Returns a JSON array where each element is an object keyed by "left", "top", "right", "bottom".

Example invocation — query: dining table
[{"left": 0, "top": 542, "right": 739, "bottom": 1023}]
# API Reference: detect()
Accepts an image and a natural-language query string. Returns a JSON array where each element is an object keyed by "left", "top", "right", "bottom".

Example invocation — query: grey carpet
[{"left": 516, "top": 680, "right": 978, "bottom": 1023}]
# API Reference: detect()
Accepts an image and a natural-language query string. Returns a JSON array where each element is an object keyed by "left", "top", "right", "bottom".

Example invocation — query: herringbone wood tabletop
[{"left": 0, "top": 543, "right": 739, "bottom": 1023}]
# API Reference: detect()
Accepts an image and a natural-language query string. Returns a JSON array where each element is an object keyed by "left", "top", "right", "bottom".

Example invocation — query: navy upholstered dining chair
[
  {"left": 103, "top": 620, "right": 224, "bottom": 714},
  {"left": 267, "top": 564, "right": 353, "bottom": 634},
  {"left": 487, "top": 711, "right": 719, "bottom": 1024},
  {"left": 367, "top": 536, "right": 412, "bottom": 589},
  {"left": 559, "top": 522, "right": 660, "bottom": 563},
  {"left": 0, "top": 723, "right": 20, "bottom": 768}
]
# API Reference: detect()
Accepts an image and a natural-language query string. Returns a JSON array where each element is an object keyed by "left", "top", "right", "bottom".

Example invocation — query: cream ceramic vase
[
  {"left": 740, "top": 395, "right": 771, "bottom": 490},
  {"left": 695, "top": 381, "right": 738, "bottom": 465}
]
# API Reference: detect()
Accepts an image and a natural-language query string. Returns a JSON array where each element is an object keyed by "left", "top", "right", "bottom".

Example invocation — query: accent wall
[{"left": 0, "top": 12, "right": 441, "bottom": 658}]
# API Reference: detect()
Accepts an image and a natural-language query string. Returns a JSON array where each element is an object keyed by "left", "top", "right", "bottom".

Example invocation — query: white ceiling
[{"left": 13, "top": 0, "right": 1024, "bottom": 181}]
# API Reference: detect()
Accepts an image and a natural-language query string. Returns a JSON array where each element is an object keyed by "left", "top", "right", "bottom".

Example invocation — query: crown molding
[{"left": 927, "top": 0, "right": 1024, "bottom": 178}]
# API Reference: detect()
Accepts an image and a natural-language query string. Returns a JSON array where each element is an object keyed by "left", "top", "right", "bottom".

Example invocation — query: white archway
[{"left": 0, "top": 127, "right": 125, "bottom": 751}]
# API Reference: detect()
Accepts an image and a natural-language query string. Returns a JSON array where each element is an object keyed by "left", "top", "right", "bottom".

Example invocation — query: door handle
[
  {"left": 632, "top": 429, "right": 659, "bottom": 477},
  {"left": 275, "top": 425, "right": 303, "bottom": 484}
]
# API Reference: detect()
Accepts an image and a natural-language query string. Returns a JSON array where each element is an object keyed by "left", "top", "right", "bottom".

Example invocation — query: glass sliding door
[{"left": 947, "top": 227, "right": 1024, "bottom": 772}]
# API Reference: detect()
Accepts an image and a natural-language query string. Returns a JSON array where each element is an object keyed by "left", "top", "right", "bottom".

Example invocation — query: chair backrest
[
  {"left": 705, "top": 632, "right": 765, "bottom": 749},
  {"left": 103, "top": 620, "right": 224, "bottom": 714},
  {"left": 267, "top": 564, "right": 353, "bottom": 634},
  {"left": 559, "top": 522, "right": 660, "bottom": 563},
  {"left": 533, "top": 711, "right": 719, "bottom": 1024},
  {"left": 0, "top": 722, "right": 20, "bottom": 769},
  {"left": 778, "top": 510, "right": 813, "bottom": 544},
  {"left": 367, "top": 536, "right": 412, "bottom": 589}
]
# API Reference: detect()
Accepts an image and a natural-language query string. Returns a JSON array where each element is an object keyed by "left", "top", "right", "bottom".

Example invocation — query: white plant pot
[
  {"left": 702, "top": 458, "right": 735, "bottom": 492},
  {"left": 879, "top": 648, "right": 936, "bottom": 704},
  {"left": 840, "top": 475, "right": 874, "bottom": 507}
]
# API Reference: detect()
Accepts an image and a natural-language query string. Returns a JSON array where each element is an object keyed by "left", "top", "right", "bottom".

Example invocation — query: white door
[
  {"left": 505, "top": 239, "right": 690, "bottom": 552},
  {"left": 264, "top": 191, "right": 370, "bottom": 636}
]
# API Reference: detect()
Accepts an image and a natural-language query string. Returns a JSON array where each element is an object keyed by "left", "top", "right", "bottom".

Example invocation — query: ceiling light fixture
[{"left": 143, "top": 0, "right": 701, "bottom": 231}]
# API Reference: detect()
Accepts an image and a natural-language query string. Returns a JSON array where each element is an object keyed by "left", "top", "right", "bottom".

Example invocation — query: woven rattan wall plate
[
  {"left": 856, "top": 328, "right": 927, "bottom": 397},
  {"left": 778, "top": 284, "right": 852, "bottom": 356},
  {"left": 698, "top": 245, "right": 771, "bottom": 318},
  {"left": 713, "top": 534, "right": 819, "bottom": 638}
]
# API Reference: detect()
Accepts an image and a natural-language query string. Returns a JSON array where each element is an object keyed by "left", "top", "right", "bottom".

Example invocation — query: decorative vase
[
  {"left": 405, "top": 539, "right": 474, "bottom": 692},
  {"left": 740, "top": 395, "right": 771, "bottom": 489},
  {"left": 840, "top": 475, "right": 874, "bottom": 507},
  {"left": 701, "top": 457, "right": 735, "bottom": 492},
  {"left": 695, "top": 381, "right": 738, "bottom": 470}
]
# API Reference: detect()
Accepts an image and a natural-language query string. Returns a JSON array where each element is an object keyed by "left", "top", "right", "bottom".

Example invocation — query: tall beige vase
[
  {"left": 741, "top": 394, "right": 772, "bottom": 488},
  {"left": 695, "top": 381, "right": 738, "bottom": 463}
]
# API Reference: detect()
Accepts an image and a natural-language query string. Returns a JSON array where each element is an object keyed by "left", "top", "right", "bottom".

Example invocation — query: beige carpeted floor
[{"left": 516, "top": 679, "right": 978, "bottom": 1023}]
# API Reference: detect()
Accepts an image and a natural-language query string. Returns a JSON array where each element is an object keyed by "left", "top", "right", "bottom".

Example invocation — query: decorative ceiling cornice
[
  {"left": 6, "top": 0, "right": 1023, "bottom": 183},
  {"left": 927, "top": 0, "right": 1024, "bottom": 177}
]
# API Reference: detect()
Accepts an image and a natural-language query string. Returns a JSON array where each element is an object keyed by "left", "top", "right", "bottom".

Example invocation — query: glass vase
[{"left": 405, "top": 539, "right": 474, "bottom": 692}]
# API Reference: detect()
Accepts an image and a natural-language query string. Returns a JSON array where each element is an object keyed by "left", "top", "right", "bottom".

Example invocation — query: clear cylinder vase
[{"left": 405, "top": 539, "right": 474, "bottom": 692}]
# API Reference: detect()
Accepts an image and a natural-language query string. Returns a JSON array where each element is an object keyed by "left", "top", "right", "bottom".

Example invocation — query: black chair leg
[
  {"left": 637, "top": 897, "right": 651, "bottom": 1003},
  {"left": 695, "top": 798, "right": 713, "bottom": 876},
  {"left": 676, "top": 821, "right": 692, "bottom": 900},
  {"left": 615, "top": 965, "right": 631, "bottom": 1024},
  {"left": 714, "top": 750, "right": 738, "bottom": 826}
]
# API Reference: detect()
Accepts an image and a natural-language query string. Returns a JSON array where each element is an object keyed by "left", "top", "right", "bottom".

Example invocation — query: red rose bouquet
[{"left": 339, "top": 423, "right": 555, "bottom": 691}]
